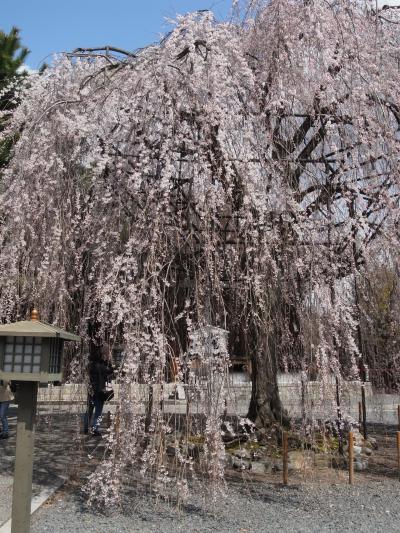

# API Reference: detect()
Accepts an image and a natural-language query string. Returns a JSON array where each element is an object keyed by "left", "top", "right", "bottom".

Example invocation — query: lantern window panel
[
  {"left": 2, "top": 336, "right": 43, "bottom": 373},
  {"left": 49, "top": 338, "right": 63, "bottom": 374},
  {"left": 32, "top": 365, "right": 40, "bottom": 373}
]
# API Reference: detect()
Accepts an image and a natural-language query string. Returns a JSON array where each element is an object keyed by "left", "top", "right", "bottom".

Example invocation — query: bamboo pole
[
  {"left": 396, "top": 431, "right": 400, "bottom": 475},
  {"left": 282, "top": 431, "right": 288, "bottom": 486},
  {"left": 361, "top": 384, "right": 367, "bottom": 440},
  {"left": 335, "top": 377, "right": 343, "bottom": 455},
  {"left": 348, "top": 431, "right": 354, "bottom": 485}
]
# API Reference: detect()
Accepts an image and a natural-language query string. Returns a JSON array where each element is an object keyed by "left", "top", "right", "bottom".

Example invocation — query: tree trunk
[{"left": 247, "top": 338, "right": 288, "bottom": 428}]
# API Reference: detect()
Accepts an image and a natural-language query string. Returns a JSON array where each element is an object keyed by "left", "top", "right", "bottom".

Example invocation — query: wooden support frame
[{"left": 11, "top": 381, "right": 38, "bottom": 533}]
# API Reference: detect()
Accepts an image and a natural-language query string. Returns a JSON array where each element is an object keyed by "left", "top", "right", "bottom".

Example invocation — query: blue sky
[{"left": 2, "top": 0, "right": 232, "bottom": 70}]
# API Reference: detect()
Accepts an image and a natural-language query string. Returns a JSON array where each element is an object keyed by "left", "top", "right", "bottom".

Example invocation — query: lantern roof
[{"left": 0, "top": 319, "right": 80, "bottom": 342}]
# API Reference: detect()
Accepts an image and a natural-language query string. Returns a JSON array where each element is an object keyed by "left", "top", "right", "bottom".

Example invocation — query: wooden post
[
  {"left": 396, "top": 431, "right": 400, "bottom": 475},
  {"left": 358, "top": 401, "right": 362, "bottom": 426},
  {"left": 282, "top": 431, "right": 288, "bottom": 486},
  {"left": 348, "top": 431, "right": 354, "bottom": 485},
  {"left": 11, "top": 381, "right": 38, "bottom": 533},
  {"left": 397, "top": 405, "right": 400, "bottom": 432}
]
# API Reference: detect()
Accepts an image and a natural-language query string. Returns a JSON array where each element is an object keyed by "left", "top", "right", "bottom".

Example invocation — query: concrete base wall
[{"left": 36, "top": 377, "right": 400, "bottom": 425}]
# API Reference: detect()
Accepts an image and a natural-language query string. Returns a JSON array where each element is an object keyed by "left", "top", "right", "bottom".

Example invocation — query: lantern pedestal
[
  {"left": 0, "top": 308, "right": 80, "bottom": 532},
  {"left": 11, "top": 381, "right": 38, "bottom": 533}
]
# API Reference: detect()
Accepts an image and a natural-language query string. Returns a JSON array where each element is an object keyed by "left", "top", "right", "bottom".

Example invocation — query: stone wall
[{"left": 36, "top": 376, "right": 400, "bottom": 424}]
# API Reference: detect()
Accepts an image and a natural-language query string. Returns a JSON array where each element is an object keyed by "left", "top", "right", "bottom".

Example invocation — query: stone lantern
[
  {"left": 0, "top": 308, "right": 80, "bottom": 383},
  {"left": 0, "top": 309, "right": 80, "bottom": 533}
]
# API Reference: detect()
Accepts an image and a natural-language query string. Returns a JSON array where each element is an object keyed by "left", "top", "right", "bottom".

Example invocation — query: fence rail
[{"left": 36, "top": 378, "right": 400, "bottom": 424}]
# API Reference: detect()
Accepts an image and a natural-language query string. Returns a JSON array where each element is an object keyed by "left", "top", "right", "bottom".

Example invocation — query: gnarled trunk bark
[{"left": 247, "top": 337, "right": 288, "bottom": 428}]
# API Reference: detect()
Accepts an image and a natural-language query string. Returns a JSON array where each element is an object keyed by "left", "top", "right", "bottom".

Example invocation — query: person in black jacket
[{"left": 83, "top": 347, "right": 115, "bottom": 436}]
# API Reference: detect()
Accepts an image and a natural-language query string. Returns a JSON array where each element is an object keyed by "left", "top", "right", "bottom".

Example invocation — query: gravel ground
[
  {"left": 0, "top": 475, "right": 13, "bottom": 525},
  {"left": 30, "top": 478, "right": 400, "bottom": 533},
  {"left": 0, "top": 474, "right": 43, "bottom": 527}
]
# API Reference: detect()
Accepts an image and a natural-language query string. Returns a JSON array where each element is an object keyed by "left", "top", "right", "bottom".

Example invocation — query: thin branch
[{"left": 72, "top": 46, "right": 137, "bottom": 58}]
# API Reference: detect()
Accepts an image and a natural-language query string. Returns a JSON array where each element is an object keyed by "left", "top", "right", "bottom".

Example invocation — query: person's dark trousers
[
  {"left": 0, "top": 401, "right": 10, "bottom": 435},
  {"left": 83, "top": 396, "right": 94, "bottom": 434},
  {"left": 83, "top": 395, "right": 104, "bottom": 433},
  {"left": 92, "top": 395, "right": 104, "bottom": 431}
]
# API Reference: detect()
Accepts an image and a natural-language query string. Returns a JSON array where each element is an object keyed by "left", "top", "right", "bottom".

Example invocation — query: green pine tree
[
  {"left": 0, "top": 26, "right": 29, "bottom": 89},
  {"left": 0, "top": 27, "right": 30, "bottom": 168}
]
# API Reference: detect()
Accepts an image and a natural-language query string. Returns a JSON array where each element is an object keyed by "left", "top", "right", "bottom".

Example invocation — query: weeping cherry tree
[{"left": 0, "top": 0, "right": 400, "bottom": 505}]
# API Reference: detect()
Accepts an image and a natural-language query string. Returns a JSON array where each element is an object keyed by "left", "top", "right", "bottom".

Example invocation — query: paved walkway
[{"left": 0, "top": 406, "right": 102, "bottom": 528}]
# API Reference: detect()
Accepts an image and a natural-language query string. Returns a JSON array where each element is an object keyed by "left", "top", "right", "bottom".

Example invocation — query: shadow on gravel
[
  {"left": 0, "top": 408, "right": 102, "bottom": 492},
  {"left": 70, "top": 488, "right": 215, "bottom": 523},
  {"left": 246, "top": 485, "right": 304, "bottom": 506}
]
